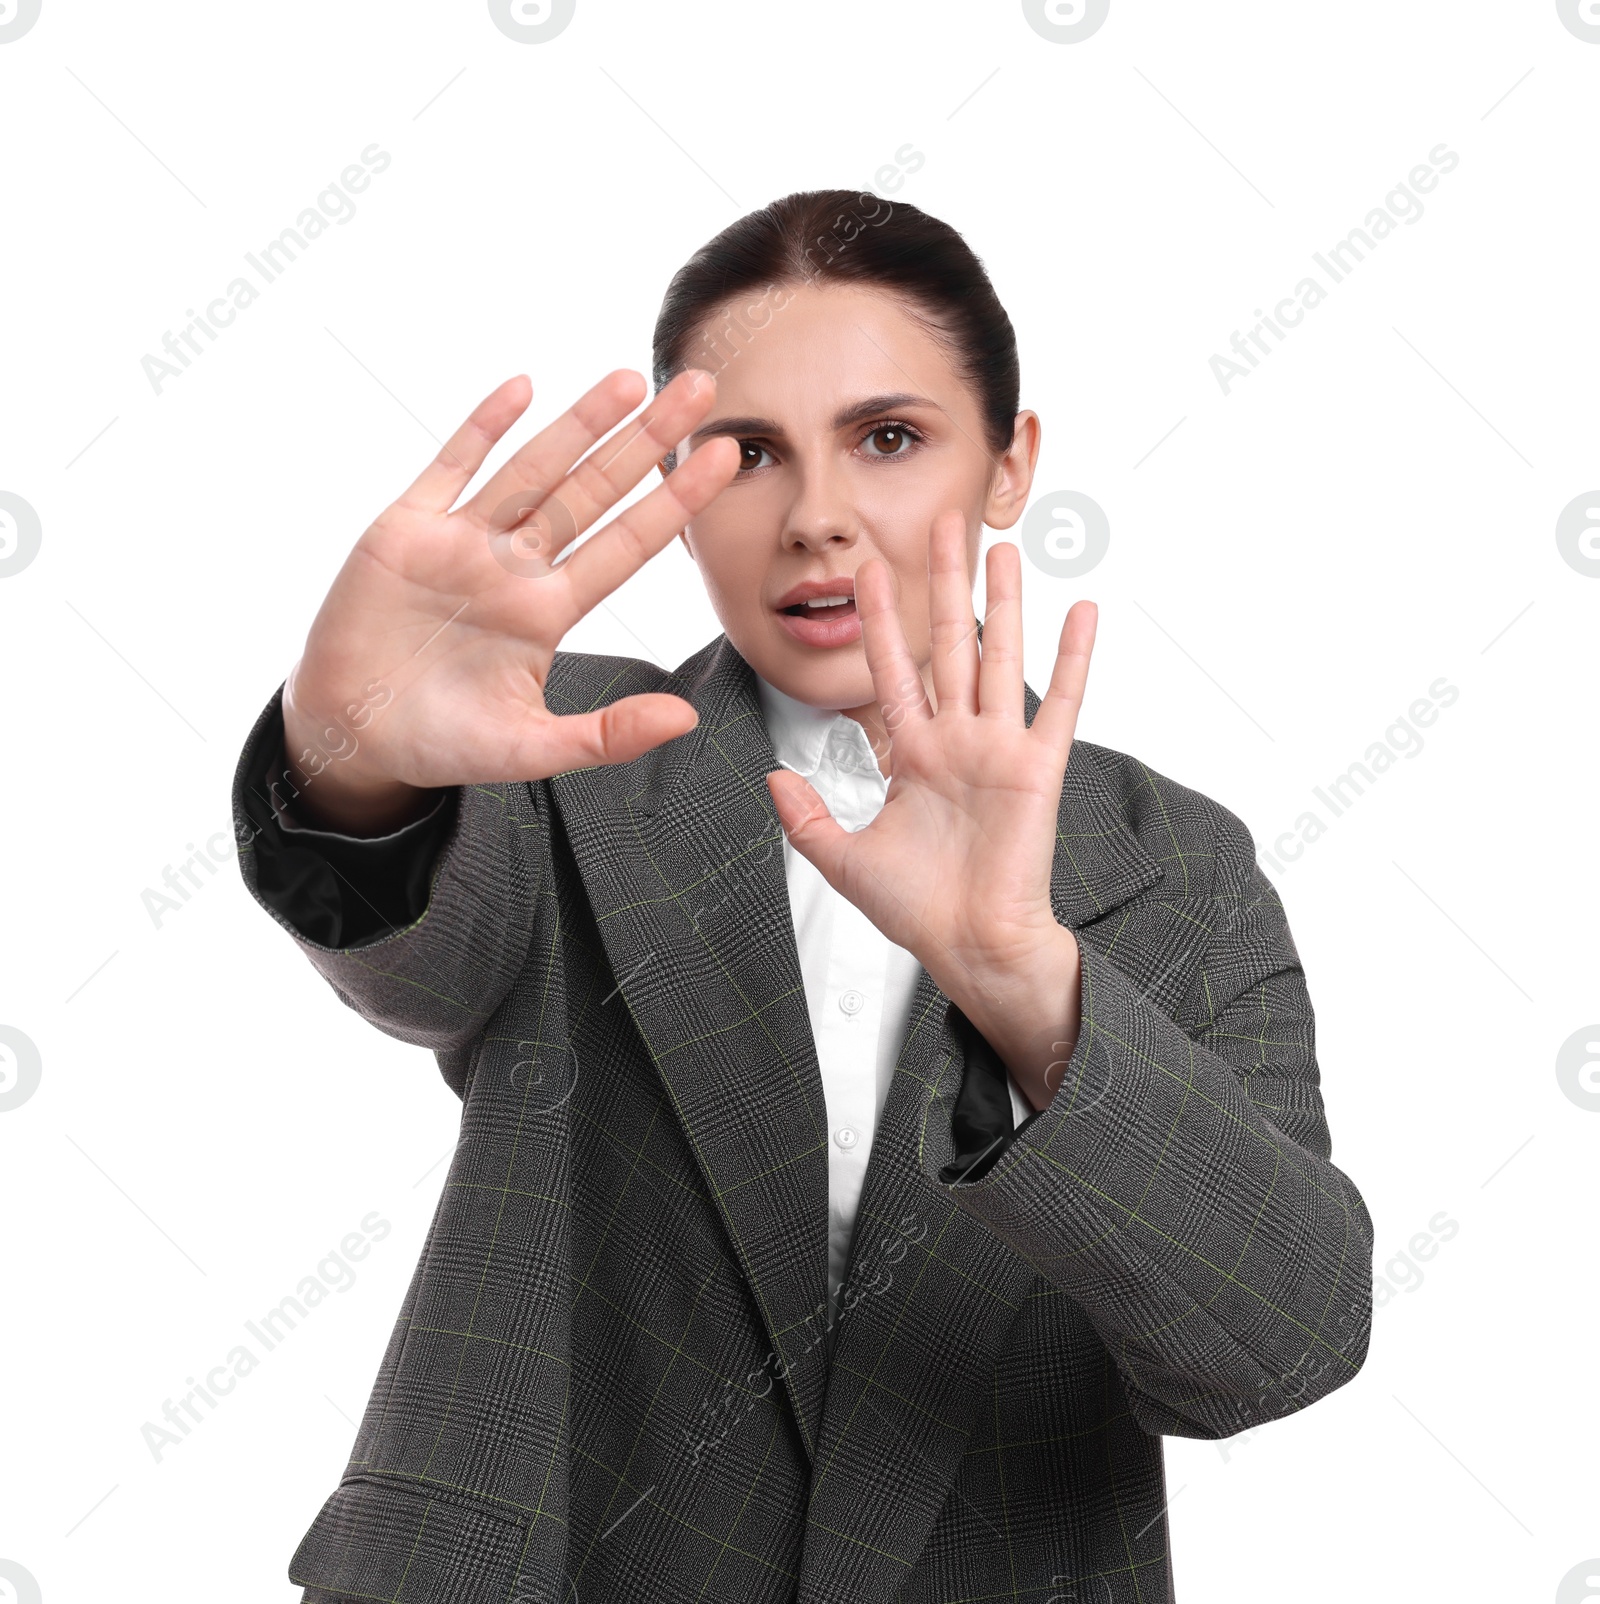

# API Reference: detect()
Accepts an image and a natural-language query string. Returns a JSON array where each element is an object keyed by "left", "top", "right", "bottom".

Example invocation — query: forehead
[{"left": 693, "top": 280, "right": 969, "bottom": 421}]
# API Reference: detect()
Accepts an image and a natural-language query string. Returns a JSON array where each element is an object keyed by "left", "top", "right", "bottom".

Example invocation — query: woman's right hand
[{"left": 278, "top": 367, "right": 739, "bottom": 834}]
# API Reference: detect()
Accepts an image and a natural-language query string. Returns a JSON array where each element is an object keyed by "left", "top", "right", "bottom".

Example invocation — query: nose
[{"left": 781, "top": 458, "right": 860, "bottom": 555}]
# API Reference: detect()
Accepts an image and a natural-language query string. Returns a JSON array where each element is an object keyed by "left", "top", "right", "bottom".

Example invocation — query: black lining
[
  {"left": 937, "top": 1003, "right": 1042, "bottom": 1187},
  {"left": 238, "top": 701, "right": 457, "bottom": 948}
]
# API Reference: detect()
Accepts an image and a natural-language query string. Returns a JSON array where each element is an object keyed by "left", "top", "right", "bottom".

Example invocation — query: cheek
[
  {"left": 685, "top": 522, "right": 765, "bottom": 617},
  {"left": 865, "top": 527, "right": 937, "bottom": 624},
  {"left": 856, "top": 478, "right": 970, "bottom": 568}
]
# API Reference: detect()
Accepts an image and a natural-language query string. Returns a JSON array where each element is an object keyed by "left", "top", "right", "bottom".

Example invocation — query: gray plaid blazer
[{"left": 230, "top": 632, "right": 1373, "bottom": 1603}]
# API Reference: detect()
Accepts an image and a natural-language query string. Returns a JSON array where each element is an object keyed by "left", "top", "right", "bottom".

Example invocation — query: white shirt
[{"left": 755, "top": 676, "right": 1032, "bottom": 1329}]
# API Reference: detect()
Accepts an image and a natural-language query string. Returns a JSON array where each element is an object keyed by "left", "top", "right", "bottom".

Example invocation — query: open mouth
[
  {"left": 780, "top": 595, "right": 856, "bottom": 618},
  {"left": 774, "top": 581, "right": 863, "bottom": 647}
]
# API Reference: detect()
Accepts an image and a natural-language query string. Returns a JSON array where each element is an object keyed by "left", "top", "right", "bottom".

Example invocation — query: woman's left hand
[{"left": 765, "top": 511, "right": 1097, "bottom": 1109}]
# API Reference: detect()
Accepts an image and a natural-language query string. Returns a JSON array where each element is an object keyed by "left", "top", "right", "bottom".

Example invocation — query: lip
[
  {"left": 772, "top": 575, "right": 861, "bottom": 649},
  {"left": 774, "top": 576, "right": 858, "bottom": 610}
]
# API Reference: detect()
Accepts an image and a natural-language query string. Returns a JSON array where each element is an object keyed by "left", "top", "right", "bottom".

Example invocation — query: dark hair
[{"left": 651, "top": 189, "right": 1019, "bottom": 470}]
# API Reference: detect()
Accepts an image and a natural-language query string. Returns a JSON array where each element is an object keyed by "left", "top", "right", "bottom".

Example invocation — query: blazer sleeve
[
  {"left": 230, "top": 682, "right": 547, "bottom": 1079},
  {"left": 927, "top": 807, "right": 1373, "bottom": 1441}
]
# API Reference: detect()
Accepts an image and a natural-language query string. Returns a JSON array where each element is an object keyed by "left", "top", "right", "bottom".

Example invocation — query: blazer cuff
[{"left": 238, "top": 698, "right": 457, "bottom": 948}]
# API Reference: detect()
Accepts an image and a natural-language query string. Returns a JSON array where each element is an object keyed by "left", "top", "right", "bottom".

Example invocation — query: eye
[
  {"left": 859, "top": 421, "right": 923, "bottom": 459},
  {"left": 736, "top": 439, "right": 775, "bottom": 473}
]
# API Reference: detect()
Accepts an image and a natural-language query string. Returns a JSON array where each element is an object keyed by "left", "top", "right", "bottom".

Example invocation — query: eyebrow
[{"left": 686, "top": 392, "right": 943, "bottom": 445}]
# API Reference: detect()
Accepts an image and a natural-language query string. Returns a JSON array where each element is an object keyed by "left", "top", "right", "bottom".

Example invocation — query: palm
[
  {"left": 285, "top": 369, "right": 740, "bottom": 793},
  {"left": 841, "top": 717, "right": 1066, "bottom": 972},
  {"left": 769, "top": 518, "right": 1095, "bottom": 1006}
]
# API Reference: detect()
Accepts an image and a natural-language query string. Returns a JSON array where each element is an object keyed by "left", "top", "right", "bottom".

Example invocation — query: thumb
[{"left": 766, "top": 769, "right": 852, "bottom": 889}]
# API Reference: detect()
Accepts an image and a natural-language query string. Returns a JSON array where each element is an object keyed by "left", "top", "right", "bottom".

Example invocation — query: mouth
[
  {"left": 780, "top": 594, "right": 855, "bottom": 618},
  {"left": 773, "top": 578, "right": 862, "bottom": 648}
]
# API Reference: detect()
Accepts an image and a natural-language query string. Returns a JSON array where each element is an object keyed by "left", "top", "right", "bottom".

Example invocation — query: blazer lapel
[
  {"left": 548, "top": 637, "right": 835, "bottom": 1463},
  {"left": 797, "top": 683, "right": 1166, "bottom": 1601},
  {"left": 548, "top": 632, "right": 1167, "bottom": 1591}
]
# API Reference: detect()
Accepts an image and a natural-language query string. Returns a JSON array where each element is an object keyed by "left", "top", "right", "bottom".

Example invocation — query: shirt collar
[{"left": 755, "top": 673, "right": 881, "bottom": 784}]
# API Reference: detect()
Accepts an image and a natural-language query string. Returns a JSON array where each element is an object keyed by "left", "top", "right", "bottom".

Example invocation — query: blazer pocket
[{"left": 289, "top": 1472, "right": 531, "bottom": 1604}]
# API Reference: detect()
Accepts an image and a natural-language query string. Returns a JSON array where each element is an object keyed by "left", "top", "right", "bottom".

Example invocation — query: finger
[
  {"left": 558, "top": 435, "right": 742, "bottom": 619},
  {"left": 766, "top": 769, "right": 854, "bottom": 891},
  {"left": 513, "top": 693, "right": 700, "bottom": 779},
  {"left": 855, "top": 557, "right": 933, "bottom": 738},
  {"left": 457, "top": 368, "right": 649, "bottom": 532},
  {"left": 1031, "top": 599, "right": 1098, "bottom": 757},
  {"left": 926, "top": 510, "right": 978, "bottom": 715},
  {"left": 533, "top": 367, "right": 724, "bottom": 555},
  {"left": 976, "top": 542, "right": 1024, "bottom": 723},
  {"left": 399, "top": 374, "right": 533, "bottom": 513}
]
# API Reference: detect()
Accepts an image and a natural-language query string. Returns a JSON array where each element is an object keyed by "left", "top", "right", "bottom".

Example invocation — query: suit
[{"left": 230, "top": 631, "right": 1374, "bottom": 1602}]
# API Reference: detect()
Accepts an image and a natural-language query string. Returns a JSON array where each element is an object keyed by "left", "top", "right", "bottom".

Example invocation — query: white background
[{"left": 2, "top": 1, "right": 1597, "bottom": 1599}]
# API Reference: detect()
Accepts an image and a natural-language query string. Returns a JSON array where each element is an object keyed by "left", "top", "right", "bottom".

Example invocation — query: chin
[{"left": 748, "top": 638, "right": 872, "bottom": 712}]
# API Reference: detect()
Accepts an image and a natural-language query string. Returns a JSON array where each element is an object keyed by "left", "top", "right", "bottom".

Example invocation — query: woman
[{"left": 232, "top": 190, "right": 1373, "bottom": 1602}]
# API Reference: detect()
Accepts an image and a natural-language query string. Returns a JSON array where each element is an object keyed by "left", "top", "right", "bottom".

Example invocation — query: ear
[{"left": 982, "top": 410, "right": 1041, "bottom": 532}]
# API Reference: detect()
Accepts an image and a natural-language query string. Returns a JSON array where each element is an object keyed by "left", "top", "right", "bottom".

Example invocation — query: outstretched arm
[
  {"left": 233, "top": 366, "right": 740, "bottom": 1074},
  {"left": 931, "top": 812, "right": 1372, "bottom": 1438},
  {"left": 766, "top": 513, "right": 1373, "bottom": 1436}
]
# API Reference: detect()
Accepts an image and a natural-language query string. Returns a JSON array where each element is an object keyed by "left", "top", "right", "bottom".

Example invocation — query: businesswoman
[{"left": 232, "top": 190, "right": 1373, "bottom": 1602}]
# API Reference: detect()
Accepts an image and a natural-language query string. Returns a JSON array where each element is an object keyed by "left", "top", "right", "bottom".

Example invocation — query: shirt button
[
  {"left": 834, "top": 1126, "right": 859, "bottom": 1149},
  {"left": 839, "top": 989, "right": 865, "bottom": 1017}
]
